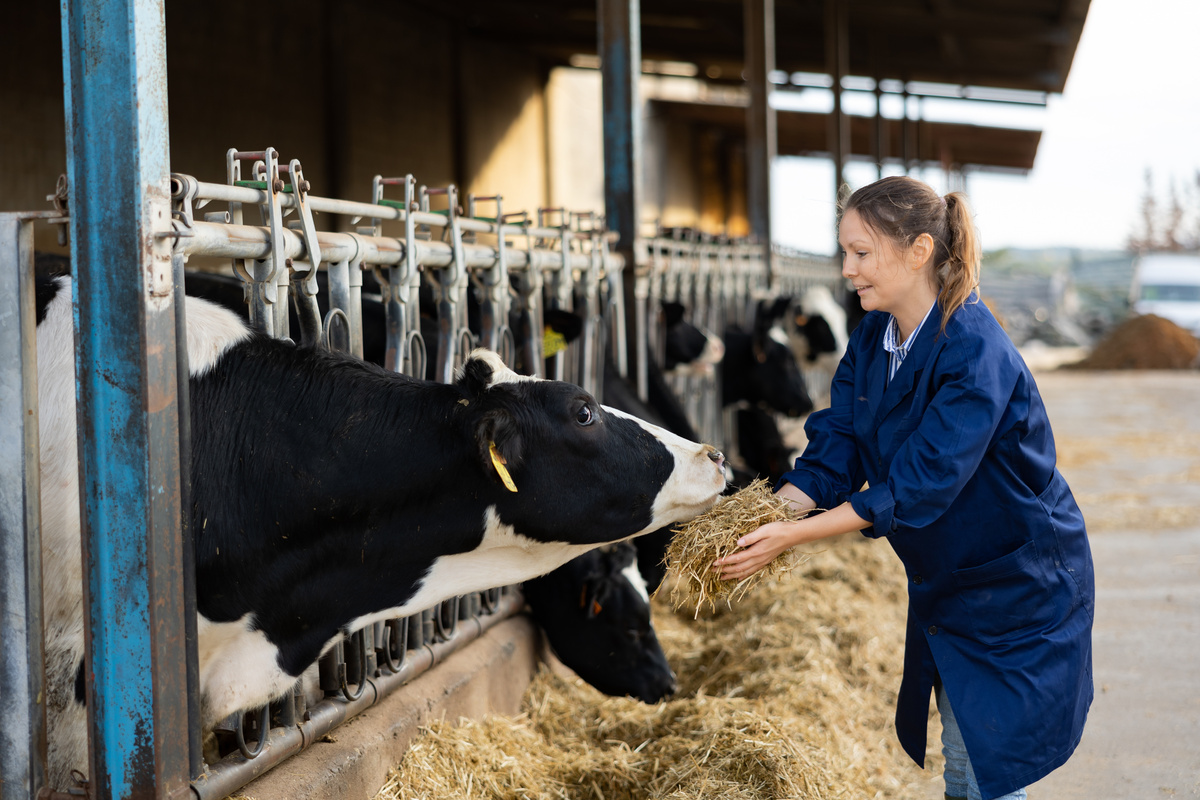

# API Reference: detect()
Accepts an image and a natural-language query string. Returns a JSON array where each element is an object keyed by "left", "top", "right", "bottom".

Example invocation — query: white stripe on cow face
[
  {"left": 601, "top": 404, "right": 728, "bottom": 529},
  {"left": 621, "top": 560, "right": 651, "bottom": 606}
]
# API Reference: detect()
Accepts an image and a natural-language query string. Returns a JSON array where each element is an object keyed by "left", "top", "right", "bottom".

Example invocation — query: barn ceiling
[
  {"left": 654, "top": 99, "right": 1044, "bottom": 171},
  {"left": 418, "top": 0, "right": 1091, "bottom": 95}
]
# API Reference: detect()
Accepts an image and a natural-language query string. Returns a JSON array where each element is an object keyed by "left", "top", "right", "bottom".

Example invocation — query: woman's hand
[
  {"left": 713, "top": 519, "right": 804, "bottom": 581},
  {"left": 712, "top": 501, "right": 872, "bottom": 582}
]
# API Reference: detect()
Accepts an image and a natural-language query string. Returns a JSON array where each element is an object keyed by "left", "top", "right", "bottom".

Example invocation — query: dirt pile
[
  {"left": 1067, "top": 314, "right": 1200, "bottom": 370},
  {"left": 375, "top": 535, "right": 934, "bottom": 800}
]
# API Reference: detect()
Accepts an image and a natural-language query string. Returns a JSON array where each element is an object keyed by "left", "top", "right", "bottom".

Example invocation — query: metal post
[
  {"left": 598, "top": 0, "right": 645, "bottom": 399},
  {"left": 874, "top": 78, "right": 885, "bottom": 180},
  {"left": 826, "top": 0, "right": 849, "bottom": 197},
  {"left": 744, "top": 0, "right": 775, "bottom": 280},
  {"left": 0, "top": 212, "right": 55, "bottom": 800},
  {"left": 61, "top": 0, "right": 191, "bottom": 797}
]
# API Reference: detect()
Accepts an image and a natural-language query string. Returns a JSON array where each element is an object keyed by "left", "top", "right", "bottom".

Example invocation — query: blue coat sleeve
[
  {"left": 851, "top": 328, "right": 1019, "bottom": 537},
  {"left": 776, "top": 325, "right": 867, "bottom": 508}
]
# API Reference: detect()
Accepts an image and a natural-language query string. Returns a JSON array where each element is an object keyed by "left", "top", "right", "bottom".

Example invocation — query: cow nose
[{"left": 707, "top": 449, "right": 725, "bottom": 468}]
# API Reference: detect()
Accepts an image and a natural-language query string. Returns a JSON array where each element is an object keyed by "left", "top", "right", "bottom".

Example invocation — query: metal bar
[
  {"left": 61, "top": 0, "right": 190, "bottom": 796},
  {"left": 0, "top": 211, "right": 57, "bottom": 800},
  {"left": 598, "top": 0, "right": 645, "bottom": 405},
  {"left": 171, "top": 251, "right": 203, "bottom": 780},
  {"left": 175, "top": 215, "right": 614, "bottom": 275},
  {"left": 189, "top": 591, "right": 525, "bottom": 800},
  {"left": 183, "top": 177, "right": 578, "bottom": 240},
  {"left": 744, "top": 0, "right": 776, "bottom": 280}
]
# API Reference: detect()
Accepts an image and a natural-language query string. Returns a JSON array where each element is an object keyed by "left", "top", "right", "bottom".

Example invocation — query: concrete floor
[{"left": 919, "top": 370, "right": 1200, "bottom": 799}]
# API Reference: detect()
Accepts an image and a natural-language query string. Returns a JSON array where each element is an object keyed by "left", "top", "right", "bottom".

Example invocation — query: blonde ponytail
[{"left": 935, "top": 192, "right": 981, "bottom": 332}]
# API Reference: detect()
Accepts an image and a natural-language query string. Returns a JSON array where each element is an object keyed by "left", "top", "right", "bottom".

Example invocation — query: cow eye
[{"left": 576, "top": 403, "right": 595, "bottom": 426}]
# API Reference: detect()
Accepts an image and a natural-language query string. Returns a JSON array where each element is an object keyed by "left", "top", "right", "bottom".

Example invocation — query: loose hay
[
  {"left": 661, "top": 479, "right": 811, "bottom": 617},
  {"left": 375, "top": 535, "right": 939, "bottom": 800}
]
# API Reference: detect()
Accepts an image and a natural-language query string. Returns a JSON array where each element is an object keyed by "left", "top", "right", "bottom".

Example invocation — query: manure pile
[
  {"left": 1068, "top": 313, "right": 1200, "bottom": 369},
  {"left": 375, "top": 534, "right": 936, "bottom": 800}
]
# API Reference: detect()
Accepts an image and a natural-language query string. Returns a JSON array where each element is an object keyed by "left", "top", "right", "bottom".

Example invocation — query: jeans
[{"left": 937, "top": 684, "right": 1027, "bottom": 800}]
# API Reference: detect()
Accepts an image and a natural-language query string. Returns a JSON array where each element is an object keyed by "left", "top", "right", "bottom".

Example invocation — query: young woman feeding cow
[{"left": 714, "top": 176, "right": 1094, "bottom": 800}]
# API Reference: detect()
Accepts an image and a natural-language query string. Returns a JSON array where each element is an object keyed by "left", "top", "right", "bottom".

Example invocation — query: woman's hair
[{"left": 840, "top": 176, "right": 981, "bottom": 332}]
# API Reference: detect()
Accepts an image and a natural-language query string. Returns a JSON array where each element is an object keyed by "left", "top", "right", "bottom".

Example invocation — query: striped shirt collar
[{"left": 883, "top": 301, "right": 937, "bottom": 380}]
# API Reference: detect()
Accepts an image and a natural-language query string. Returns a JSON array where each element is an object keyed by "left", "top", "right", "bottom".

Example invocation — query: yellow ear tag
[
  {"left": 489, "top": 441, "right": 518, "bottom": 493},
  {"left": 543, "top": 327, "right": 567, "bottom": 358}
]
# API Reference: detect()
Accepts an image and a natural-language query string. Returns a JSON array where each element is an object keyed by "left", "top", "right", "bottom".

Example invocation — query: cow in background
[
  {"left": 790, "top": 285, "right": 848, "bottom": 368},
  {"left": 722, "top": 297, "right": 815, "bottom": 419},
  {"left": 661, "top": 300, "right": 724, "bottom": 377}
]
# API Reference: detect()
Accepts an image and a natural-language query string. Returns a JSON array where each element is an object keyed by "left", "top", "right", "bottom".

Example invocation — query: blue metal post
[{"left": 61, "top": 0, "right": 190, "bottom": 797}]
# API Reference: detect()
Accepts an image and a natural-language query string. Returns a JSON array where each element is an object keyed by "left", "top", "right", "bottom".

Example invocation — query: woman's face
[{"left": 838, "top": 208, "right": 928, "bottom": 316}]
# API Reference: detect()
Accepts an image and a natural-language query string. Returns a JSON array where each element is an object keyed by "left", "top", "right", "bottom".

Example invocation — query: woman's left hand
[{"left": 713, "top": 519, "right": 804, "bottom": 581}]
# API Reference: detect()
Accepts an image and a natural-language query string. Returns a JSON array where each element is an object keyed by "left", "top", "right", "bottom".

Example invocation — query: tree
[{"left": 1128, "top": 168, "right": 1200, "bottom": 252}]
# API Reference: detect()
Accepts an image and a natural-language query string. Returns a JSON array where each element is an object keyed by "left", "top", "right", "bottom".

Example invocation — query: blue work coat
[{"left": 779, "top": 298, "right": 1094, "bottom": 799}]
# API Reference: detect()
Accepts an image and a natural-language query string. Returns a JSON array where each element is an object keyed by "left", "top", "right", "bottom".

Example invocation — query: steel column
[
  {"left": 744, "top": 0, "right": 776, "bottom": 279},
  {"left": 598, "top": 0, "right": 645, "bottom": 396},
  {"left": 826, "top": 0, "right": 849, "bottom": 198},
  {"left": 0, "top": 213, "right": 54, "bottom": 800},
  {"left": 61, "top": 0, "right": 191, "bottom": 797}
]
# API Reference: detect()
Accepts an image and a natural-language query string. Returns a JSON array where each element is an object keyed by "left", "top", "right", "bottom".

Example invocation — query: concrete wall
[
  {"left": 545, "top": 66, "right": 748, "bottom": 237},
  {"left": 1, "top": 1, "right": 549, "bottom": 254}
]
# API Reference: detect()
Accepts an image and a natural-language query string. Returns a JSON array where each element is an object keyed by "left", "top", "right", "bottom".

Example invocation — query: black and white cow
[
  {"left": 788, "top": 284, "right": 849, "bottom": 374},
  {"left": 36, "top": 275, "right": 727, "bottom": 789},
  {"left": 522, "top": 541, "right": 675, "bottom": 703},
  {"left": 722, "top": 297, "right": 814, "bottom": 419},
  {"left": 661, "top": 300, "right": 724, "bottom": 377}
]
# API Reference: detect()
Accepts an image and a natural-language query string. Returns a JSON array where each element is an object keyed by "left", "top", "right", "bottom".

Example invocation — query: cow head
[
  {"left": 454, "top": 349, "right": 727, "bottom": 546},
  {"left": 662, "top": 301, "right": 725, "bottom": 375},
  {"left": 523, "top": 542, "right": 676, "bottom": 703},
  {"left": 722, "top": 299, "right": 814, "bottom": 418}
]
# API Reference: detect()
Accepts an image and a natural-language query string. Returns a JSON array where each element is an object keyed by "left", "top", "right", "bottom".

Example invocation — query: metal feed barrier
[{"left": 0, "top": 146, "right": 840, "bottom": 799}]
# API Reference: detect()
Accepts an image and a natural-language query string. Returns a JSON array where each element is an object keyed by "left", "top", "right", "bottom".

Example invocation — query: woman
[{"left": 715, "top": 176, "right": 1093, "bottom": 800}]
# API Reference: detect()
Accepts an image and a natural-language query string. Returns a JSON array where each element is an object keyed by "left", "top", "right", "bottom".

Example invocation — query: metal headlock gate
[{"left": 1, "top": 146, "right": 841, "bottom": 800}]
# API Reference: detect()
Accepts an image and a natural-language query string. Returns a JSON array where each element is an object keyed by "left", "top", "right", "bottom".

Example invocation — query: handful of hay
[{"left": 660, "top": 479, "right": 812, "bottom": 617}]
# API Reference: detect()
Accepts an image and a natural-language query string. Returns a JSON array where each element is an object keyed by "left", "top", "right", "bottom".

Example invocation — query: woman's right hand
[{"left": 712, "top": 518, "right": 807, "bottom": 581}]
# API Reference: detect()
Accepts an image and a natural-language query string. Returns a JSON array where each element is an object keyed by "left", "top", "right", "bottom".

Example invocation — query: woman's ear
[{"left": 910, "top": 232, "right": 935, "bottom": 270}]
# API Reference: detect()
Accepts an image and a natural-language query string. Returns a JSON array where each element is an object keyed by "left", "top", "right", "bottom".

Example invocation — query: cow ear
[
  {"left": 457, "top": 355, "right": 496, "bottom": 397},
  {"left": 767, "top": 296, "right": 792, "bottom": 321},
  {"left": 543, "top": 308, "right": 584, "bottom": 344},
  {"left": 476, "top": 408, "right": 524, "bottom": 487},
  {"left": 580, "top": 574, "right": 613, "bottom": 619},
  {"left": 661, "top": 300, "right": 686, "bottom": 326}
]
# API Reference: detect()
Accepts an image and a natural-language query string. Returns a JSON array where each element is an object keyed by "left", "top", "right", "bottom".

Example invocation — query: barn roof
[
  {"left": 652, "top": 98, "right": 1043, "bottom": 173},
  {"left": 431, "top": 0, "right": 1091, "bottom": 95}
]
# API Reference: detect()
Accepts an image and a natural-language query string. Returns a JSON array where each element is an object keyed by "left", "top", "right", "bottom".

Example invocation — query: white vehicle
[{"left": 1131, "top": 252, "right": 1200, "bottom": 336}]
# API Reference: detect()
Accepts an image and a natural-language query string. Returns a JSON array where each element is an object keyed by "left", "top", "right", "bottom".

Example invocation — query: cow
[
  {"left": 733, "top": 405, "right": 799, "bottom": 487},
  {"left": 788, "top": 284, "right": 849, "bottom": 379},
  {"left": 661, "top": 300, "right": 724, "bottom": 377},
  {"left": 182, "top": 270, "right": 684, "bottom": 704},
  {"left": 35, "top": 275, "right": 727, "bottom": 790},
  {"left": 721, "top": 297, "right": 815, "bottom": 419},
  {"left": 522, "top": 541, "right": 675, "bottom": 703}
]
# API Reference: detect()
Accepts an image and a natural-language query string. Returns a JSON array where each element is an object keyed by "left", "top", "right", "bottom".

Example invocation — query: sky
[{"left": 771, "top": 0, "right": 1200, "bottom": 255}]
